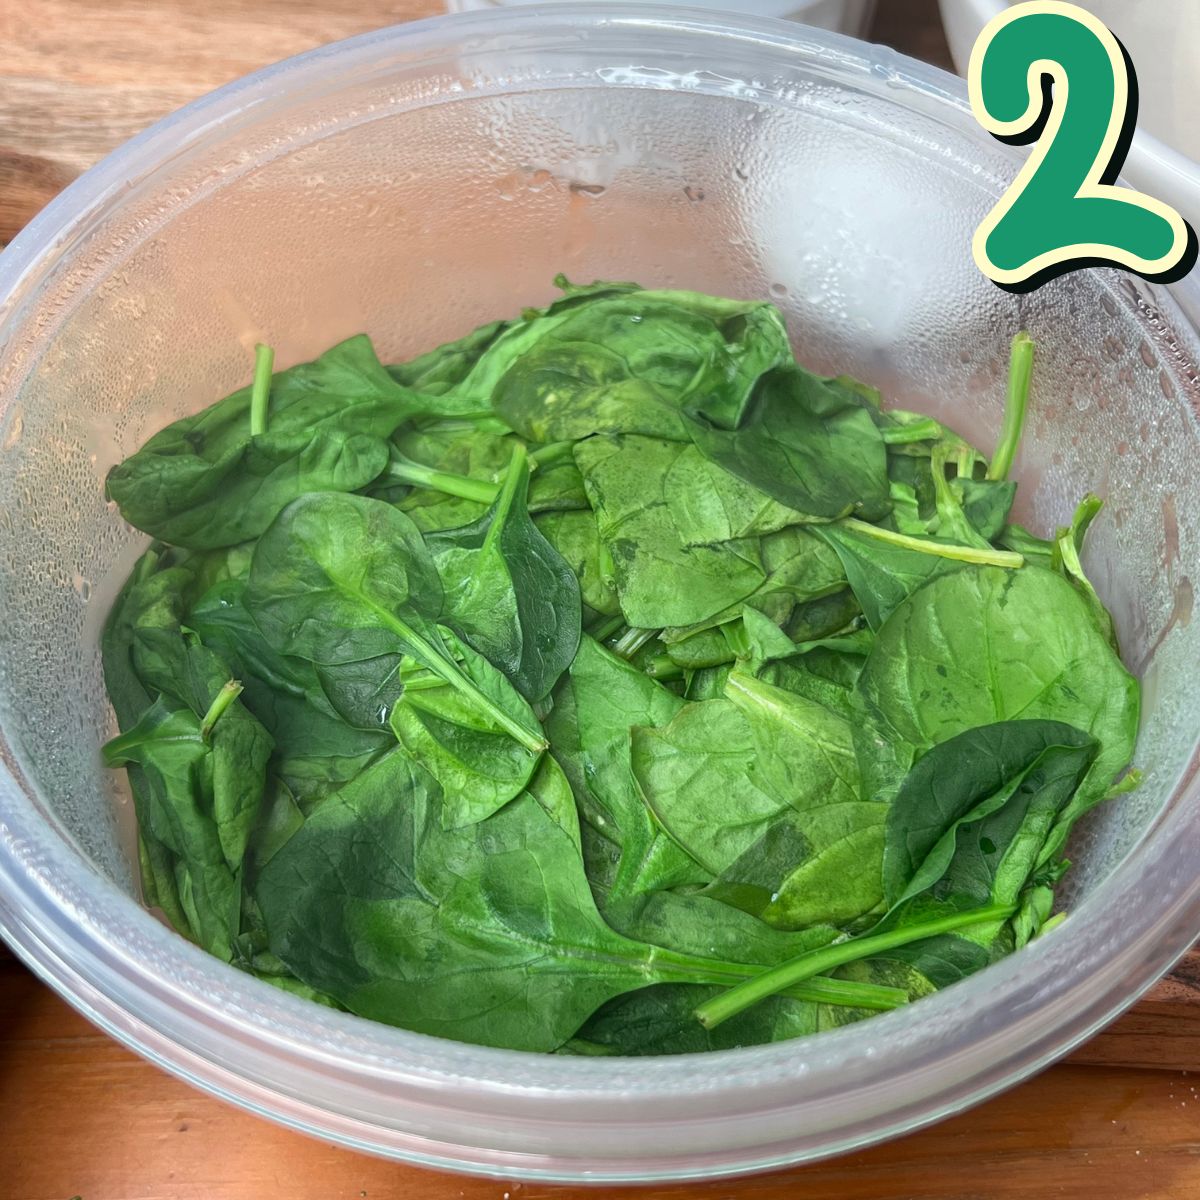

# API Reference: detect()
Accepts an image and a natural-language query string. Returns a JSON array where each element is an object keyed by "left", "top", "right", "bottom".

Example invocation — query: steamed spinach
[
  {"left": 107, "top": 336, "right": 480, "bottom": 549},
  {"left": 101, "top": 284, "right": 1140, "bottom": 1057},
  {"left": 428, "top": 443, "right": 581, "bottom": 701}
]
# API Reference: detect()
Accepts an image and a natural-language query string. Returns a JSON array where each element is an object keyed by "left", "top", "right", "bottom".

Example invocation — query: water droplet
[
  {"left": 769, "top": 282, "right": 789, "bottom": 300},
  {"left": 2, "top": 409, "right": 23, "bottom": 451},
  {"left": 569, "top": 181, "right": 606, "bottom": 198},
  {"left": 683, "top": 184, "right": 705, "bottom": 203}
]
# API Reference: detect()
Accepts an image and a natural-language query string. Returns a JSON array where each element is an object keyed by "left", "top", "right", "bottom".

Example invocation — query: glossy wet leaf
[
  {"left": 574, "top": 434, "right": 766, "bottom": 628},
  {"left": 685, "top": 364, "right": 890, "bottom": 522},
  {"left": 244, "top": 492, "right": 543, "bottom": 751},
  {"left": 390, "top": 637, "right": 544, "bottom": 827},
  {"left": 107, "top": 336, "right": 472, "bottom": 549},
  {"left": 428, "top": 447, "right": 581, "bottom": 701},
  {"left": 855, "top": 565, "right": 1138, "bottom": 823}
]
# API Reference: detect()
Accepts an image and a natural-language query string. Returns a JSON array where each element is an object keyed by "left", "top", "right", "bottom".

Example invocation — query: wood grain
[
  {"left": 4, "top": 2, "right": 1200, "bottom": 1196},
  {"left": 0, "top": 0, "right": 442, "bottom": 243}
]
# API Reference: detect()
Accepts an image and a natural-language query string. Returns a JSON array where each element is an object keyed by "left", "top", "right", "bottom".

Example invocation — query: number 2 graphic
[{"left": 970, "top": 0, "right": 1196, "bottom": 293}]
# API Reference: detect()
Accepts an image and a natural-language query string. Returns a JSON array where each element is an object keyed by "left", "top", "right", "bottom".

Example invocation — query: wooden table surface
[{"left": 4, "top": 2, "right": 1200, "bottom": 1197}]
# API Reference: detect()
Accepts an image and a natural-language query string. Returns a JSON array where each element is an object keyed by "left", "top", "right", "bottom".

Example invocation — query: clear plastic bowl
[
  {"left": 445, "top": 0, "right": 878, "bottom": 38},
  {"left": 2, "top": 6, "right": 1200, "bottom": 1184}
]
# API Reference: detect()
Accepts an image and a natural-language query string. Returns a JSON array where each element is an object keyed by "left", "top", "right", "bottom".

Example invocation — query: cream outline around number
[{"left": 969, "top": 0, "right": 1192, "bottom": 288}]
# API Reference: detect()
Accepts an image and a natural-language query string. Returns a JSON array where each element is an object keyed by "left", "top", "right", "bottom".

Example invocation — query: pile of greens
[{"left": 101, "top": 278, "right": 1139, "bottom": 1054}]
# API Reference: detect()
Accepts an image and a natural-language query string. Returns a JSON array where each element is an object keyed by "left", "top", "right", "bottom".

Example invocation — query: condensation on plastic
[{"left": 0, "top": 6, "right": 1199, "bottom": 1183}]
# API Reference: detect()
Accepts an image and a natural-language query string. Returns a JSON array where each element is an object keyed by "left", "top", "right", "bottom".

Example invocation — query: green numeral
[{"left": 970, "top": 0, "right": 1195, "bottom": 292}]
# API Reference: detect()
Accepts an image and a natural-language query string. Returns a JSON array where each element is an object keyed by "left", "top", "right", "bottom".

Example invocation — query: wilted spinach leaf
[
  {"left": 428, "top": 444, "right": 581, "bottom": 701},
  {"left": 107, "top": 337, "right": 477, "bottom": 549},
  {"left": 390, "top": 635, "right": 544, "bottom": 827},
  {"left": 855, "top": 565, "right": 1138, "bottom": 816},
  {"left": 465, "top": 283, "right": 792, "bottom": 443},
  {"left": 574, "top": 434, "right": 766, "bottom": 628},
  {"left": 685, "top": 364, "right": 891, "bottom": 522},
  {"left": 243, "top": 492, "right": 545, "bottom": 752}
]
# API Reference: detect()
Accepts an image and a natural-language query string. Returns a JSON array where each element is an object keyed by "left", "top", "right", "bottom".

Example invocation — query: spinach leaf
[
  {"left": 467, "top": 285, "right": 792, "bottom": 443},
  {"left": 564, "top": 985, "right": 818, "bottom": 1056},
  {"left": 390, "top": 636, "right": 544, "bottom": 828},
  {"left": 243, "top": 492, "right": 545, "bottom": 752},
  {"left": 881, "top": 721, "right": 1097, "bottom": 914},
  {"left": 111, "top": 564, "right": 274, "bottom": 869},
  {"left": 428, "top": 444, "right": 581, "bottom": 701},
  {"left": 663, "top": 444, "right": 817, "bottom": 545},
  {"left": 386, "top": 319, "right": 509, "bottom": 395},
  {"left": 660, "top": 527, "right": 846, "bottom": 646},
  {"left": 544, "top": 636, "right": 702, "bottom": 903},
  {"left": 102, "top": 548, "right": 162, "bottom": 728},
  {"left": 706, "top": 671, "right": 887, "bottom": 931},
  {"left": 630, "top": 699, "right": 787, "bottom": 875},
  {"left": 573, "top": 434, "right": 766, "bottom": 628},
  {"left": 255, "top": 751, "right": 877, "bottom": 1051},
  {"left": 685, "top": 364, "right": 891, "bottom": 522},
  {"left": 958, "top": 478, "right": 1017, "bottom": 541},
  {"left": 189, "top": 577, "right": 400, "bottom": 748},
  {"left": 855, "top": 565, "right": 1138, "bottom": 816},
  {"left": 757, "top": 641, "right": 868, "bottom": 721},
  {"left": 138, "top": 831, "right": 197, "bottom": 942},
  {"left": 104, "top": 685, "right": 256, "bottom": 961},
  {"left": 813, "top": 520, "right": 1021, "bottom": 631},
  {"left": 107, "top": 337, "right": 472, "bottom": 549},
  {"left": 534, "top": 510, "right": 622, "bottom": 617}
]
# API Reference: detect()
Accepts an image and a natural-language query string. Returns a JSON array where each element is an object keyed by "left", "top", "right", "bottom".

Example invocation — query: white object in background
[
  {"left": 939, "top": 0, "right": 1200, "bottom": 225},
  {"left": 446, "top": 0, "right": 877, "bottom": 36}
]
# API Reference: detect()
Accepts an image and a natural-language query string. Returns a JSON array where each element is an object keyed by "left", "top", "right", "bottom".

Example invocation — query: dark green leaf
[
  {"left": 685, "top": 364, "right": 890, "bottom": 522},
  {"left": 107, "top": 337, "right": 467, "bottom": 549},
  {"left": 855, "top": 566, "right": 1138, "bottom": 827},
  {"left": 574, "top": 434, "right": 766, "bottom": 628},
  {"left": 244, "top": 492, "right": 544, "bottom": 752},
  {"left": 428, "top": 446, "right": 581, "bottom": 701},
  {"left": 390, "top": 637, "right": 544, "bottom": 827}
]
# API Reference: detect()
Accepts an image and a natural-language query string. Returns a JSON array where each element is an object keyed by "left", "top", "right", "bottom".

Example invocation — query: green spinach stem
[
  {"left": 694, "top": 904, "right": 1015, "bottom": 1029},
  {"left": 839, "top": 518, "right": 1024, "bottom": 568},
  {"left": 880, "top": 419, "right": 943, "bottom": 445},
  {"left": 482, "top": 444, "right": 526, "bottom": 557},
  {"left": 610, "top": 626, "right": 656, "bottom": 659},
  {"left": 987, "top": 331, "right": 1035, "bottom": 482},
  {"left": 644, "top": 946, "right": 908, "bottom": 1011},
  {"left": 390, "top": 617, "right": 546, "bottom": 753},
  {"left": 383, "top": 455, "right": 498, "bottom": 505},
  {"left": 249, "top": 343, "right": 274, "bottom": 438},
  {"left": 586, "top": 614, "right": 624, "bottom": 642},
  {"left": 199, "top": 679, "right": 243, "bottom": 742},
  {"left": 646, "top": 655, "right": 683, "bottom": 681},
  {"left": 526, "top": 441, "right": 575, "bottom": 471}
]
